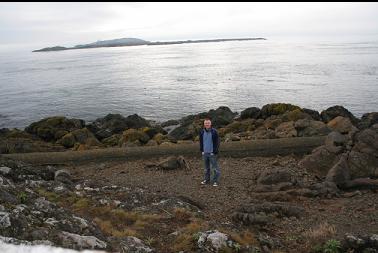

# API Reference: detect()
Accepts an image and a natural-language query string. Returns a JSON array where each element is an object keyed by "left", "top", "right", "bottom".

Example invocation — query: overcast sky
[{"left": 1, "top": 2, "right": 378, "bottom": 51}]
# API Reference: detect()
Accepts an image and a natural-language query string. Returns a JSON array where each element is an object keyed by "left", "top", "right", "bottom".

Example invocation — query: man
[{"left": 199, "top": 118, "right": 221, "bottom": 187}]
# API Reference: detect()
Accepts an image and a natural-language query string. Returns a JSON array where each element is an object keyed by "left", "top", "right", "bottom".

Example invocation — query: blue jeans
[{"left": 203, "top": 153, "right": 220, "bottom": 183}]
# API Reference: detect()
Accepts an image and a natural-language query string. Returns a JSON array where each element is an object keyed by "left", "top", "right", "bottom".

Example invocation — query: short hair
[{"left": 203, "top": 118, "right": 211, "bottom": 122}]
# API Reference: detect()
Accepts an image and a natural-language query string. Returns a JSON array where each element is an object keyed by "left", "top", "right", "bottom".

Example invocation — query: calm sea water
[{"left": 0, "top": 40, "right": 377, "bottom": 129}]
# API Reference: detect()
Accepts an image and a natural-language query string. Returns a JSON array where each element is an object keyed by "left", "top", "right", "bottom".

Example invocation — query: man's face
[{"left": 204, "top": 120, "right": 211, "bottom": 129}]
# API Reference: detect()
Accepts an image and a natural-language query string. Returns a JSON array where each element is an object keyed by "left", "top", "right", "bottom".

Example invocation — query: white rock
[{"left": 0, "top": 212, "right": 11, "bottom": 228}]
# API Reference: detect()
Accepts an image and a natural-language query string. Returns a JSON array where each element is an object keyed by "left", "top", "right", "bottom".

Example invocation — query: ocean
[{"left": 0, "top": 39, "right": 377, "bottom": 129}]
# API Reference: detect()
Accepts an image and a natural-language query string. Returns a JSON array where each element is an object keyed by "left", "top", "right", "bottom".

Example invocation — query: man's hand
[
  {"left": 202, "top": 152, "right": 204, "bottom": 155},
  {"left": 210, "top": 152, "right": 214, "bottom": 156}
]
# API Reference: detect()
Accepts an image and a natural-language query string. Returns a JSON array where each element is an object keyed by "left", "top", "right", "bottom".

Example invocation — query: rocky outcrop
[
  {"left": 232, "top": 202, "right": 304, "bottom": 225},
  {"left": 57, "top": 128, "right": 102, "bottom": 149},
  {"left": 300, "top": 123, "right": 378, "bottom": 189},
  {"left": 169, "top": 106, "right": 237, "bottom": 140},
  {"left": 86, "top": 113, "right": 150, "bottom": 140},
  {"left": 240, "top": 107, "right": 261, "bottom": 119},
  {"left": 25, "top": 116, "right": 85, "bottom": 142},
  {"left": 260, "top": 103, "right": 301, "bottom": 119},
  {"left": 320, "top": 105, "right": 359, "bottom": 124}
]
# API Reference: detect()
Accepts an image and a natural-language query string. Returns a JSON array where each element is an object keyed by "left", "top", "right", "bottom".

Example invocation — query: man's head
[{"left": 204, "top": 118, "right": 212, "bottom": 130}]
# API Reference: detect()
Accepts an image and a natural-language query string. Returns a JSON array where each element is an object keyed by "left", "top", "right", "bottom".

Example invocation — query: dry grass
[
  {"left": 228, "top": 230, "right": 258, "bottom": 246},
  {"left": 171, "top": 219, "right": 209, "bottom": 252},
  {"left": 173, "top": 207, "right": 193, "bottom": 222},
  {"left": 303, "top": 222, "right": 337, "bottom": 249}
]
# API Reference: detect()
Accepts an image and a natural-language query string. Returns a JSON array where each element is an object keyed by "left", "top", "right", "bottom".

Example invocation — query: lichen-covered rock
[
  {"left": 260, "top": 103, "right": 301, "bottom": 119},
  {"left": 58, "top": 231, "right": 107, "bottom": 250},
  {"left": 119, "top": 129, "right": 150, "bottom": 146},
  {"left": 119, "top": 236, "right": 154, "bottom": 253}
]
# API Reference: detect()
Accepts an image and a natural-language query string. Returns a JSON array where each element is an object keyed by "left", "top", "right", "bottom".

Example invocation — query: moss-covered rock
[
  {"left": 57, "top": 128, "right": 102, "bottom": 148},
  {"left": 282, "top": 109, "right": 312, "bottom": 122},
  {"left": 101, "top": 134, "right": 122, "bottom": 147},
  {"left": 119, "top": 129, "right": 150, "bottom": 146},
  {"left": 25, "top": 116, "right": 85, "bottom": 141},
  {"left": 260, "top": 103, "right": 301, "bottom": 119}
]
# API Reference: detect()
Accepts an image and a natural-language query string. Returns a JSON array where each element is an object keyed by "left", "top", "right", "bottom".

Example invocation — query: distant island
[{"left": 32, "top": 37, "right": 266, "bottom": 52}]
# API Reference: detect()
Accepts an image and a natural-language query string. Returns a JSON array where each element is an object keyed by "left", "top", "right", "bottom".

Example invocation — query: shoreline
[{"left": 0, "top": 102, "right": 376, "bottom": 154}]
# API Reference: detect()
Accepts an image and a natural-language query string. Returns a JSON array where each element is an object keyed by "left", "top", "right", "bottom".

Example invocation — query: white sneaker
[
  {"left": 213, "top": 182, "right": 218, "bottom": 187},
  {"left": 201, "top": 180, "right": 209, "bottom": 185}
]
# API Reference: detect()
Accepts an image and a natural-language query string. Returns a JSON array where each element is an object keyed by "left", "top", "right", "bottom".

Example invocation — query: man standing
[{"left": 199, "top": 118, "right": 221, "bottom": 186}]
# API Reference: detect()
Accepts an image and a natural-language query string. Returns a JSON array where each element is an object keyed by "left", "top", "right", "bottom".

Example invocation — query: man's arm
[
  {"left": 199, "top": 129, "right": 204, "bottom": 153},
  {"left": 213, "top": 129, "right": 220, "bottom": 154}
]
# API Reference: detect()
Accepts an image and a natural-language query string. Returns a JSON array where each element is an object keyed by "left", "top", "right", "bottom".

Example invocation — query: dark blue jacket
[{"left": 199, "top": 128, "right": 220, "bottom": 154}]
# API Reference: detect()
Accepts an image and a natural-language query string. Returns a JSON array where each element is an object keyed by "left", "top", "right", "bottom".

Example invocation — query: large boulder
[
  {"left": 358, "top": 112, "right": 378, "bottom": 130},
  {"left": 257, "top": 168, "right": 296, "bottom": 185},
  {"left": 327, "top": 116, "right": 358, "bottom": 134},
  {"left": 294, "top": 119, "right": 331, "bottom": 137},
  {"left": 25, "top": 116, "right": 85, "bottom": 142},
  {"left": 249, "top": 127, "right": 276, "bottom": 140},
  {"left": 302, "top": 108, "right": 321, "bottom": 121},
  {"left": 320, "top": 105, "right": 358, "bottom": 124},
  {"left": 299, "top": 146, "right": 341, "bottom": 177},
  {"left": 347, "top": 151, "right": 378, "bottom": 179},
  {"left": 119, "top": 129, "right": 150, "bottom": 146},
  {"left": 240, "top": 107, "right": 261, "bottom": 119},
  {"left": 281, "top": 109, "right": 313, "bottom": 122},
  {"left": 260, "top": 103, "right": 301, "bottom": 119},
  {"left": 87, "top": 113, "right": 150, "bottom": 140},
  {"left": 274, "top": 121, "right": 297, "bottom": 138},
  {"left": 326, "top": 153, "right": 351, "bottom": 185},
  {"left": 57, "top": 128, "right": 102, "bottom": 149},
  {"left": 169, "top": 106, "right": 237, "bottom": 140}
]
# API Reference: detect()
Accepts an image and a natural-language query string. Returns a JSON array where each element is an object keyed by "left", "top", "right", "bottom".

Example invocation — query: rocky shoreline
[
  {"left": 0, "top": 103, "right": 376, "bottom": 154},
  {"left": 1, "top": 103, "right": 377, "bottom": 252}
]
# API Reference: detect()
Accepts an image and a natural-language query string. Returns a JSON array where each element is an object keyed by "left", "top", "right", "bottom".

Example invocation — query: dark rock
[
  {"left": 25, "top": 116, "right": 85, "bottom": 142},
  {"left": 302, "top": 108, "right": 321, "bottom": 121},
  {"left": 358, "top": 112, "right": 378, "bottom": 130},
  {"left": 299, "top": 146, "right": 341, "bottom": 177},
  {"left": 169, "top": 106, "right": 236, "bottom": 140},
  {"left": 160, "top": 120, "right": 180, "bottom": 128},
  {"left": 241, "top": 107, "right": 261, "bottom": 119},
  {"left": 257, "top": 168, "right": 296, "bottom": 185},
  {"left": 326, "top": 153, "right": 351, "bottom": 185},
  {"left": 320, "top": 105, "right": 359, "bottom": 124},
  {"left": 347, "top": 151, "right": 377, "bottom": 179},
  {"left": 87, "top": 113, "right": 150, "bottom": 140}
]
